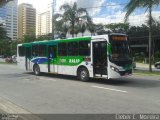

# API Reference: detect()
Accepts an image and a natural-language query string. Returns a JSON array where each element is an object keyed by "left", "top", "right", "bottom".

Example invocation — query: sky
[{"left": 18, "top": 0, "right": 160, "bottom": 26}]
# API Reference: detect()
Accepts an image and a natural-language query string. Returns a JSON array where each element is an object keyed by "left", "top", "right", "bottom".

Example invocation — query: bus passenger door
[
  {"left": 48, "top": 45, "right": 57, "bottom": 73},
  {"left": 92, "top": 40, "right": 107, "bottom": 77},
  {"left": 25, "top": 47, "right": 31, "bottom": 71}
]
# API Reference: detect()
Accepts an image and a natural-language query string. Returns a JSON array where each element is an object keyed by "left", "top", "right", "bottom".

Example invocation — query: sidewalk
[
  {"left": 136, "top": 62, "right": 154, "bottom": 69},
  {"left": 0, "top": 58, "right": 5, "bottom": 62},
  {"left": 135, "top": 62, "right": 160, "bottom": 72}
]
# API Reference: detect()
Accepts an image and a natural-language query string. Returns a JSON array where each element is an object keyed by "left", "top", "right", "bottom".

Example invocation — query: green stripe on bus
[{"left": 22, "top": 37, "right": 91, "bottom": 46}]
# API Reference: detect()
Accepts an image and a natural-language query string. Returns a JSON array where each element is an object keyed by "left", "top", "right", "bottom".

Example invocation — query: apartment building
[
  {"left": 18, "top": 3, "right": 36, "bottom": 38},
  {"left": 0, "top": 0, "right": 18, "bottom": 40},
  {"left": 36, "top": 11, "right": 52, "bottom": 37}
]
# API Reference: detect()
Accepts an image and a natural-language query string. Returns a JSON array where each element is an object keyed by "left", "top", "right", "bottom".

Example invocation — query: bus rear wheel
[
  {"left": 78, "top": 67, "right": 89, "bottom": 82},
  {"left": 33, "top": 64, "right": 40, "bottom": 76}
]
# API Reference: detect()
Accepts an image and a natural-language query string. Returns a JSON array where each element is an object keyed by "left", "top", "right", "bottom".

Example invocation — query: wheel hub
[{"left": 81, "top": 71, "right": 86, "bottom": 79}]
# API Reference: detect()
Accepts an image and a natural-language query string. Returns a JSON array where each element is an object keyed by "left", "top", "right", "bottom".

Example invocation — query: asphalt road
[{"left": 0, "top": 64, "right": 160, "bottom": 116}]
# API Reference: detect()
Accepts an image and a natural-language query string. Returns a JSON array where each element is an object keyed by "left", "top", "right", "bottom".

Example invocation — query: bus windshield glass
[{"left": 110, "top": 36, "right": 132, "bottom": 61}]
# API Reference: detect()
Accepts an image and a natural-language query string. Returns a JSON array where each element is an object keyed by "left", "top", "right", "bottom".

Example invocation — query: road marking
[{"left": 92, "top": 85, "right": 127, "bottom": 93}]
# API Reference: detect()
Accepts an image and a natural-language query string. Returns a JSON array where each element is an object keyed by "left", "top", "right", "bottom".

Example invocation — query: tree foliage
[
  {"left": 124, "top": 0, "right": 160, "bottom": 71},
  {"left": 54, "top": 2, "right": 92, "bottom": 38},
  {"left": 105, "top": 23, "right": 130, "bottom": 33},
  {"left": 0, "top": 24, "right": 11, "bottom": 56},
  {"left": 79, "top": 23, "right": 86, "bottom": 36},
  {"left": 87, "top": 22, "right": 96, "bottom": 36},
  {"left": 124, "top": 0, "right": 160, "bottom": 22}
]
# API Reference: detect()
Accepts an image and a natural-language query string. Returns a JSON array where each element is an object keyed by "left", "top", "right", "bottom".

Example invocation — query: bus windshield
[{"left": 110, "top": 36, "right": 132, "bottom": 61}]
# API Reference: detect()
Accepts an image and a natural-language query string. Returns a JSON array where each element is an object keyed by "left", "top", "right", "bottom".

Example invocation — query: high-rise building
[
  {"left": 36, "top": 11, "right": 52, "bottom": 36},
  {"left": 36, "top": 0, "right": 56, "bottom": 38},
  {"left": 18, "top": 3, "right": 36, "bottom": 38},
  {"left": 0, "top": 0, "right": 18, "bottom": 41}
]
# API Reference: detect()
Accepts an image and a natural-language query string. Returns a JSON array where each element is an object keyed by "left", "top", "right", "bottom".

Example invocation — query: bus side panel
[
  {"left": 38, "top": 64, "right": 48, "bottom": 73},
  {"left": 77, "top": 62, "right": 94, "bottom": 78},
  {"left": 57, "top": 62, "right": 93, "bottom": 77},
  {"left": 17, "top": 45, "right": 26, "bottom": 70},
  {"left": 57, "top": 65, "right": 75, "bottom": 75},
  {"left": 17, "top": 56, "right": 26, "bottom": 70}
]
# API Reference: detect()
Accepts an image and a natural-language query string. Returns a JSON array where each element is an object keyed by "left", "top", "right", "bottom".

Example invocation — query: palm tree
[
  {"left": 53, "top": 13, "right": 68, "bottom": 38},
  {"left": 60, "top": 2, "right": 91, "bottom": 37},
  {"left": 79, "top": 23, "right": 86, "bottom": 36},
  {"left": 74, "top": 25, "right": 80, "bottom": 37},
  {"left": 124, "top": 0, "right": 160, "bottom": 72},
  {"left": 88, "top": 22, "right": 96, "bottom": 36}
]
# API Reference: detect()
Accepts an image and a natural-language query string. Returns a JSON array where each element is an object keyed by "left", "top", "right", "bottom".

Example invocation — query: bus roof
[
  {"left": 18, "top": 33, "right": 127, "bottom": 46},
  {"left": 19, "top": 36, "right": 92, "bottom": 46}
]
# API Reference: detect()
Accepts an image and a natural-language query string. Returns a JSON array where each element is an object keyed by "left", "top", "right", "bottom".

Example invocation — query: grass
[
  {"left": 0, "top": 62, "right": 6, "bottom": 64},
  {"left": 133, "top": 69, "right": 160, "bottom": 76}
]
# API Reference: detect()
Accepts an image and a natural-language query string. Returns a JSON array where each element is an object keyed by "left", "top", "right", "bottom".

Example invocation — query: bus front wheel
[
  {"left": 78, "top": 67, "right": 89, "bottom": 82},
  {"left": 33, "top": 64, "right": 40, "bottom": 76}
]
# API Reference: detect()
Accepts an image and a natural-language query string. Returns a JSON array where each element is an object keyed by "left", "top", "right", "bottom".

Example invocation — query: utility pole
[
  {"left": 149, "top": 4, "right": 152, "bottom": 72},
  {"left": 52, "top": 1, "right": 55, "bottom": 40}
]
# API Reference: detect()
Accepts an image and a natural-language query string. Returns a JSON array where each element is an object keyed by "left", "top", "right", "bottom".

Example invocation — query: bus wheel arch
[
  {"left": 77, "top": 66, "right": 90, "bottom": 82},
  {"left": 33, "top": 64, "right": 41, "bottom": 76}
]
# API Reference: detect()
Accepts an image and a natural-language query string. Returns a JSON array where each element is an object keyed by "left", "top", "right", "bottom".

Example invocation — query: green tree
[
  {"left": 126, "top": 22, "right": 160, "bottom": 63},
  {"left": 105, "top": 23, "right": 130, "bottom": 33},
  {"left": 10, "top": 40, "right": 20, "bottom": 55},
  {"left": 79, "top": 16, "right": 92, "bottom": 36},
  {"left": 0, "top": 24, "right": 11, "bottom": 56},
  {"left": 73, "top": 24, "right": 80, "bottom": 37},
  {"left": 22, "top": 35, "right": 36, "bottom": 43},
  {"left": 36, "top": 34, "right": 52, "bottom": 41},
  {"left": 79, "top": 23, "right": 86, "bottom": 36},
  {"left": 60, "top": 2, "right": 91, "bottom": 37},
  {"left": 124, "top": 0, "right": 160, "bottom": 72},
  {"left": 87, "top": 22, "right": 96, "bottom": 36},
  {"left": 53, "top": 14, "right": 69, "bottom": 38}
]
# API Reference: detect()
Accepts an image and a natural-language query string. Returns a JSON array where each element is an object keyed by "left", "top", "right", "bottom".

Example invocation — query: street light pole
[
  {"left": 52, "top": 2, "right": 54, "bottom": 40},
  {"left": 149, "top": 5, "right": 152, "bottom": 72}
]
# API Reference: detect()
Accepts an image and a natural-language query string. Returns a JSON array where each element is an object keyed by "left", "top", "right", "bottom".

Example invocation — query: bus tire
[
  {"left": 78, "top": 67, "right": 89, "bottom": 82},
  {"left": 33, "top": 64, "right": 40, "bottom": 76}
]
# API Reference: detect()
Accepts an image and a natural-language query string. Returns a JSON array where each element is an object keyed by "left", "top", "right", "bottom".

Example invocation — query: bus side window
[
  {"left": 58, "top": 43, "right": 67, "bottom": 56},
  {"left": 25, "top": 47, "right": 31, "bottom": 58},
  {"left": 32, "top": 45, "right": 38, "bottom": 57},
  {"left": 18, "top": 46, "right": 25, "bottom": 57},
  {"left": 39, "top": 45, "right": 47, "bottom": 57},
  {"left": 68, "top": 42, "right": 78, "bottom": 56},
  {"left": 79, "top": 41, "right": 90, "bottom": 56},
  {"left": 53, "top": 47, "right": 57, "bottom": 58},
  {"left": 51, "top": 47, "right": 57, "bottom": 58},
  {"left": 48, "top": 47, "right": 55, "bottom": 58}
]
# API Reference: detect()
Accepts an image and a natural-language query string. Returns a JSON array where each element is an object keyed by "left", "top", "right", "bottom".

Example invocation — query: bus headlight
[
  {"left": 110, "top": 65, "right": 119, "bottom": 72},
  {"left": 119, "top": 67, "right": 124, "bottom": 71}
]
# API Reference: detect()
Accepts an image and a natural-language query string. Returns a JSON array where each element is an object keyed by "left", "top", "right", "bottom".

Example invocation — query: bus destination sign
[{"left": 112, "top": 36, "right": 127, "bottom": 41}]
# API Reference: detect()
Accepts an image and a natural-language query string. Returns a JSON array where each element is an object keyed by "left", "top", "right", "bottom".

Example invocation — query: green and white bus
[{"left": 17, "top": 34, "right": 133, "bottom": 81}]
